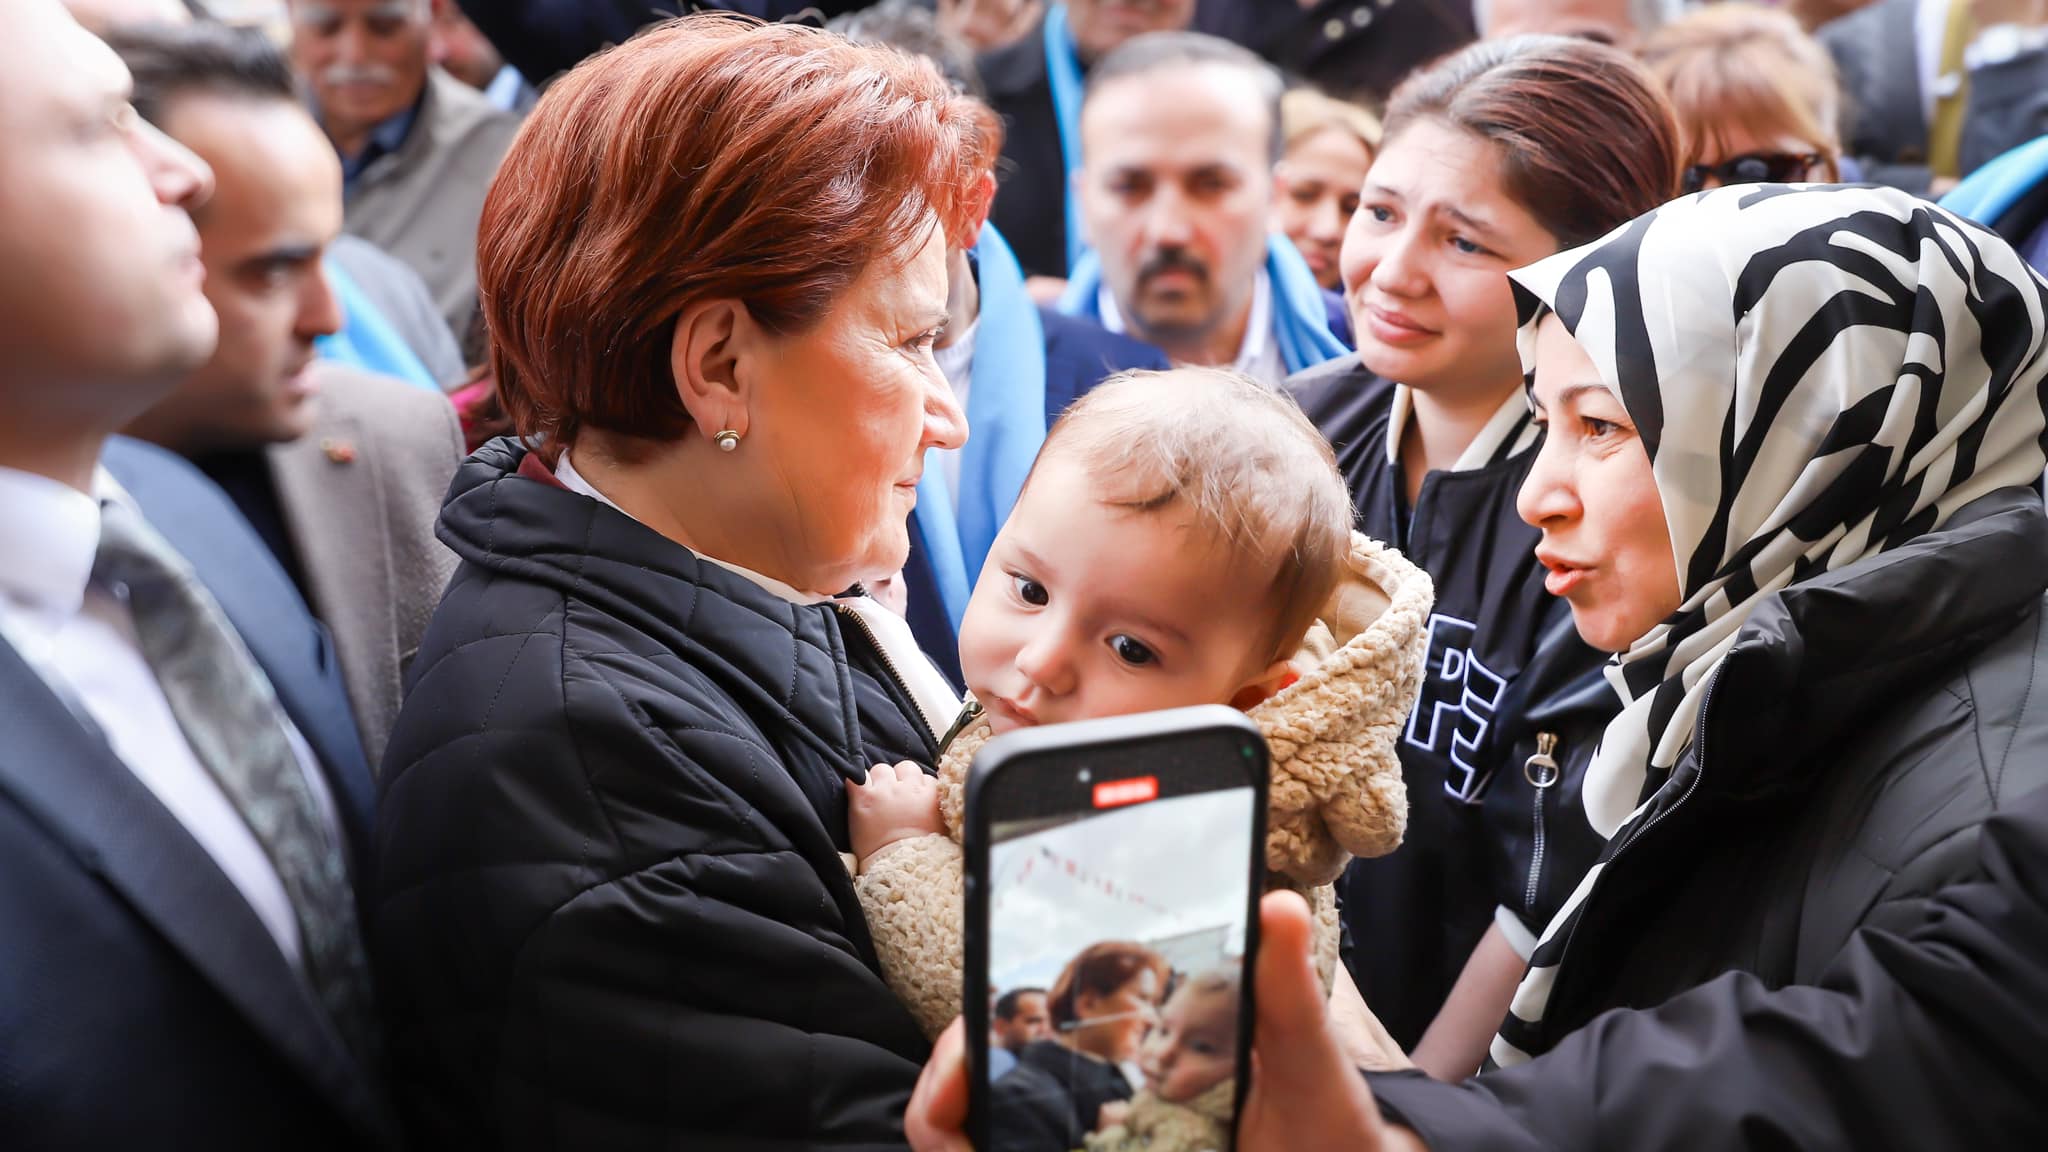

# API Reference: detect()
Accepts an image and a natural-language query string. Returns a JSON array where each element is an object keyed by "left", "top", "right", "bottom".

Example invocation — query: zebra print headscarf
[{"left": 1491, "top": 184, "right": 2048, "bottom": 1067}]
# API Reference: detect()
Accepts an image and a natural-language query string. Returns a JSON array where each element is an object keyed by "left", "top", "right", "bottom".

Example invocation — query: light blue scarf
[
  {"left": 1941, "top": 135, "right": 2048, "bottom": 228},
  {"left": 315, "top": 257, "right": 440, "bottom": 391},
  {"left": 1056, "top": 234, "right": 1347, "bottom": 374},
  {"left": 1044, "top": 5, "right": 1088, "bottom": 276},
  {"left": 914, "top": 223, "right": 1050, "bottom": 630}
]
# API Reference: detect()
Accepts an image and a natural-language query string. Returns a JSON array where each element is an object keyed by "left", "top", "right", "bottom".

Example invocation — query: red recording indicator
[{"left": 1092, "top": 775, "right": 1159, "bottom": 809}]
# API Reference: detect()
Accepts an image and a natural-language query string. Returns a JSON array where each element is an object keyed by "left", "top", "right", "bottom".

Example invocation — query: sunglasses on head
[{"left": 1680, "top": 152, "right": 1823, "bottom": 194}]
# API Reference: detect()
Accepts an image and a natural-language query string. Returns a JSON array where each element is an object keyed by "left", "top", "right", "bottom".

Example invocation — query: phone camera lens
[{"left": 1077, "top": 767, "right": 1092, "bottom": 783}]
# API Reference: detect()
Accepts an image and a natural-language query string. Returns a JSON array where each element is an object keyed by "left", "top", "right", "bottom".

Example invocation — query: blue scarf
[
  {"left": 1056, "top": 234, "right": 1348, "bottom": 374},
  {"left": 914, "top": 223, "right": 1049, "bottom": 630},
  {"left": 1942, "top": 135, "right": 2048, "bottom": 228},
  {"left": 315, "top": 257, "right": 440, "bottom": 391},
  {"left": 1043, "top": 5, "right": 1088, "bottom": 276}
]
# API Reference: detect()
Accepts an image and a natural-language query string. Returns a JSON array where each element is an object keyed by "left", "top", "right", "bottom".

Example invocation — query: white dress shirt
[
  {"left": 0, "top": 463, "right": 337, "bottom": 969},
  {"left": 553, "top": 450, "right": 962, "bottom": 740}
]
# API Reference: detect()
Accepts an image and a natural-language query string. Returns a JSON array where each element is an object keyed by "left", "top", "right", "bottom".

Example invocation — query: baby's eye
[
  {"left": 1012, "top": 575, "right": 1048, "bottom": 607},
  {"left": 1110, "top": 635, "right": 1156, "bottom": 667}
]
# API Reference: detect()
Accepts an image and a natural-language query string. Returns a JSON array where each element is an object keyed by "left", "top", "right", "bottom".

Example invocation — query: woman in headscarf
[{"left": 909, "top": 181, "right": 2048, "bottom": 1150}]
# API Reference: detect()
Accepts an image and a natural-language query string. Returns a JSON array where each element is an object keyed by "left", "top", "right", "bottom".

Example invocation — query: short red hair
[{"left": 478, "top": 15, "right": 999, "bottom": 455}]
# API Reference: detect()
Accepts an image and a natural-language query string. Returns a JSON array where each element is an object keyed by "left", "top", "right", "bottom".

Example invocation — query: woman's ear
[
  {"left": 669, "top": 298, "right": 755, "bottom": 441},
  {"left": 1230, "top": 659, "right": 1300, "bottom": 712}
]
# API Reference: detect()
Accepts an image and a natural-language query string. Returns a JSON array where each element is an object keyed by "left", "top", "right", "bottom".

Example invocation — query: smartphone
[{"left": 964, "top": 705, "right": 1268, "bottom": 1152}]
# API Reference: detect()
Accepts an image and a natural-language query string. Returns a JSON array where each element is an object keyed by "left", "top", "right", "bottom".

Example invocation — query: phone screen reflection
[{"left": 984, "top": 788, "right": 1255, "bottom": 1152}]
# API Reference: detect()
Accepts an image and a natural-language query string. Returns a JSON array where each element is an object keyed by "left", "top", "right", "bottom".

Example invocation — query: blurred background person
[
  {"left": 1272, "top": 87, "right": 1380, "bottom": 292},
  {"left": 1190, "top": 0, "right": 1476, "bottom": 110},
  {"left": 1822, "top": 0, "right": 2048, "bottom": 193},
  {"left": 1642, "top": 2, "right": 1843, "bottom": 192},
  {"left": 939, "top": 0, "right": 1045, "bottom": 52},
  {"left": 980, "top": 0, "right": 1200, "bottom": 288},
  {"left": 427, "top": 0, "right": 532, "bottom": 112},
  {"left": 63, "top": 0, "right": 195, "bottom": 30},
  {"left": 1476, "top": 0, "right": 1675, "bottom": 46},
  {"left": 286, "top": 0, "right": 520, "bottom": 350},
  {"left": 111, "top": 20, "right": 463, "bottom": 767},
  {"left": 1059, "top": 32, "right": 1350, "bottom": 387}
]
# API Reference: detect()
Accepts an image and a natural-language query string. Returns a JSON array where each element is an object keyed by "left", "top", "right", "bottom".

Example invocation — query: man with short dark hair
[
  {"left": 986, "top": 987, "right": 1052, "bottom": 1080},
  {"left": 0, "top": 3, "right": 387, "bottom": 1145},
  {"left": 1056, "top": 32, "right": 1348, "bottom": 388},
  {"left": 287, "top": 0, "right": 519, "bottom": 345},
  {"left": 112, "top": 19, "right": 465, "bottom": 767}
]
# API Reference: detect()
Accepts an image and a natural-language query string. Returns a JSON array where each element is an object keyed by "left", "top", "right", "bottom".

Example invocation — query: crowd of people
[{"left": 6, "top": 0, "right": 2048, "bottom": 1148}]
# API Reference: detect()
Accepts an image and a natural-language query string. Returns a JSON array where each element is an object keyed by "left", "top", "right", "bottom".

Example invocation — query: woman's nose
[
  {"left": 1516, "top": 431, "right": 1582, "bottom": 529},
  {"left": 1368, "top": 227, "right": 1429, "bottom": 299},
  {"left": 924, "top": 373, "right": 967, "bottom": 452}
]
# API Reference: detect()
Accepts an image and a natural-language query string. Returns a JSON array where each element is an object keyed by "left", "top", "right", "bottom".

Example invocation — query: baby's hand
[{"left": 849, "top": 760, "right": 944, "bottom": 869}]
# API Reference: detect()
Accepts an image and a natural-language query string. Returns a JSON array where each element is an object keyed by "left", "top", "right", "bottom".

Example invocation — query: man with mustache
[
  {"left": 287, "top": 0, "right": 519, "bottom": 350},
  {"left": 114, "top": 20, "right": 465, "bottom": 768},
  {"left": 1056, "top": 31, "right": 1349, "bottom": 387}
]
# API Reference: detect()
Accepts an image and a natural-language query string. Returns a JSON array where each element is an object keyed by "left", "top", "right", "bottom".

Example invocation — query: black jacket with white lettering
[{"left": 1286, "top": 356, "right": 1617, "bottom": 1048}]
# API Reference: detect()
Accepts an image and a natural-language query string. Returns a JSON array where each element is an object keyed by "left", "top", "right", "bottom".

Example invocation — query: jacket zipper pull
[{"left": 1525, "top": 732, "right": 1560, "bottom": 913}]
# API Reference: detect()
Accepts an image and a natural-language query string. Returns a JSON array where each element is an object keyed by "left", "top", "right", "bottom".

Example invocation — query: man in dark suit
[
  {"left": 0, "top": 3, "right": 390, "bottom": 1146},
  {"left": 114, "top": 21, "right": 464, "bottom": 767}
]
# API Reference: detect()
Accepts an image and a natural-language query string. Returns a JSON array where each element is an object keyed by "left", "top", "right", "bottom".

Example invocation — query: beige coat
[
  {"left": 855, "top": 532, "right": 1434, "bottom": 1038},
  {"left": 341, "top": 68, "right": 520, "bottom": 344},
  {"left": 270, "top": 363, "right": 463, "bottom": 768}
]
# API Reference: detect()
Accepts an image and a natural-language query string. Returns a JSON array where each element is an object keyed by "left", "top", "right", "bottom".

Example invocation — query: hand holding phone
[{"left": 964, "top": 706, "right": 1268, "bottom": 1152}]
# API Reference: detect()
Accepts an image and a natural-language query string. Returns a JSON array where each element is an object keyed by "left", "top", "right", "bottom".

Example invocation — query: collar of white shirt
[{"left": 0, "top": 463, "right": 114, "bottom": 622}]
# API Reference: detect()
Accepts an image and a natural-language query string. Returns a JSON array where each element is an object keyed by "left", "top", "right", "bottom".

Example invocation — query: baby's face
[
  {"left": 1136, "top": 982, "right": 1238, "bottom": 1104},
  {"left": 957, "top": 452, "right": 1284, "bottom": 734}
]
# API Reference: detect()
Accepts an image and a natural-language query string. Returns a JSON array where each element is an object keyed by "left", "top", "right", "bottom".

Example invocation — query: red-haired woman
[
  {"left": 992, "top": 942, "right": 1171, "bottom": 1150},
  {"left": 371, "top": 15, "right": 993, "bottom": 1146},
  {"left": 1285, "top": 36, "right": 1681, "bottom": 1080}
]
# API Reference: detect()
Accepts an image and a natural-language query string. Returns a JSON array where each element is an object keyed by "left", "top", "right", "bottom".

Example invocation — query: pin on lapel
[{"left": 321, "top": 438, "right": 358, "bottom": 465}]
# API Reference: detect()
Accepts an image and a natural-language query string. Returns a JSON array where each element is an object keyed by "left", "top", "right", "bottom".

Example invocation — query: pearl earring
[{"left": 714, "top": 430, "right": 741, "bottom": 452}]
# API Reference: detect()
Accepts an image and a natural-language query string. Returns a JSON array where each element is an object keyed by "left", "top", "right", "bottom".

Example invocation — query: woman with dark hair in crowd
[
  {"left": 1285, "top": 36, "right": 1681, "bottom": 1078},
  {"left": 916, "top": 180, "right": 2048, "bottom": 1152},
  {"left": 371, "top": 15, "right": 996, "bottom": 1146},
  {"left": 990, "top": 941, "right": 1170, "bottom": 1152}
]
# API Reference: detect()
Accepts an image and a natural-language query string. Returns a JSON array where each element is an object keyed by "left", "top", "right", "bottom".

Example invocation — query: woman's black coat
[
  {"left": 1369, "top": 488, "right": 2048, "bottom": 1148},
  {"left": 372, "top": 439, "right": 937, "bottom": 1149}
]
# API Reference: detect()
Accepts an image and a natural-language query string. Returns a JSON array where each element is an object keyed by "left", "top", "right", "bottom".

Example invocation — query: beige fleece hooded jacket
[{"left": 854, "top": 532, "right": 1434, "bottom": 1039}]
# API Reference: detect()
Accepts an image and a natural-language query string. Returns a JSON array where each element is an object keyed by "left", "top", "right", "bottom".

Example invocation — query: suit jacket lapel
[
  {"left": 0, "top": 643, "right": 389, "bottom": 1142},
  {"left": 267, "top": 415, "right": 386, "bottom": 849}
]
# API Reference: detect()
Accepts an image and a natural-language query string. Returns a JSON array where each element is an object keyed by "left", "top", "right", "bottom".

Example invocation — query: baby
[
  {"left": 1087, "top": 969, "right": 1242, "bottom": 1152},
  {"left": 847, "top": 368, "right": 1435, "bottom": 1039}
]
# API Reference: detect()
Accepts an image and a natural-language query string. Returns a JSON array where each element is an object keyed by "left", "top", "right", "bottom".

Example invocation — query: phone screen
[{"left": 974, "top": 718, "right": 1261, "bottom": 1152}]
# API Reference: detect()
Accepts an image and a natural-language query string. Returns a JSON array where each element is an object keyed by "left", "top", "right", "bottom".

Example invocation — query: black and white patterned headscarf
[{"left": 1491, "top": 184, "right": 2048, "bottom": 1067}]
